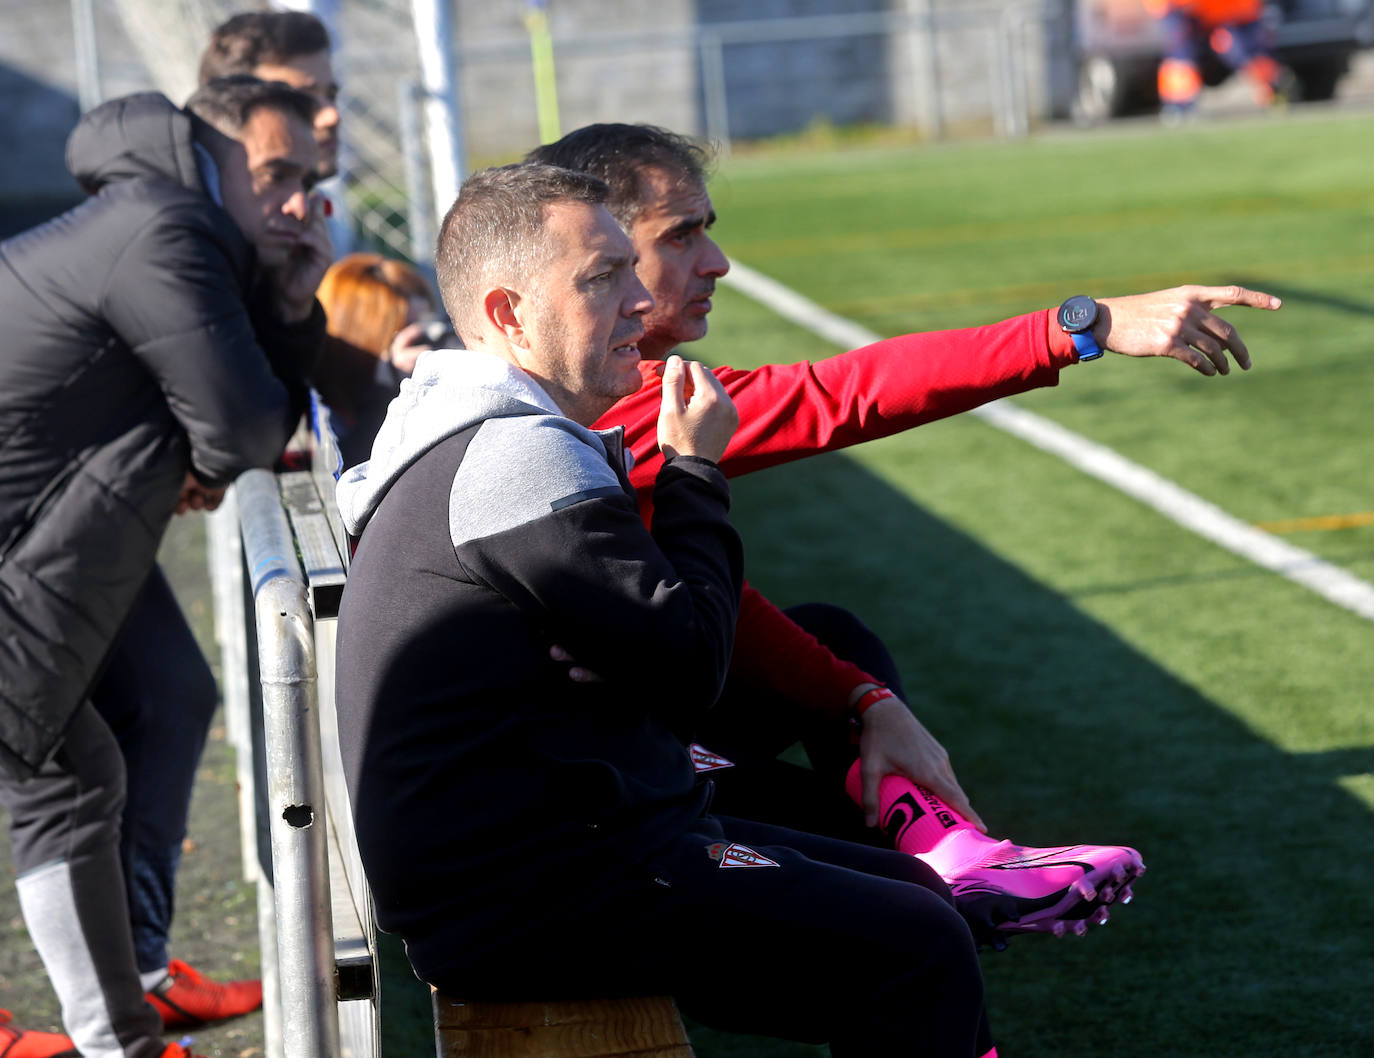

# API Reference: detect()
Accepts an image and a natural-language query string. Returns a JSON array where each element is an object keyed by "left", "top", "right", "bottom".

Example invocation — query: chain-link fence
[
  {"left": 9, "top": 0, "right": 1068, "bottom": 269},
  {"left": 9, "top": 1, "right": 1374, "bottom": 269}
]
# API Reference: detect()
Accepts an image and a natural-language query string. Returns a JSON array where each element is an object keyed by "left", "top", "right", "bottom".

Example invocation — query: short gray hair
[{"left": 435, "top": 163, "right": 609, "bottom": 342}]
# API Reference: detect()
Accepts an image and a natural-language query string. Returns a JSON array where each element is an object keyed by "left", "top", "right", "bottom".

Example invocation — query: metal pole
[
  {"left": 398, "top": 80, "right": 436, "bottom": 273},
  {"left": 524, "top": 0, "right": 562, "bottom": 143},
  {"left": 915, "top": 0, "right": 944, "bottom": 140},
  {"left": 208, "top": 495, "right": 258, "bottom": 884},
  {"left": 210, "top": 488, "right": 283, "bottom": 1058},
  {"left": 990, "top": 24, "right": 1011, "bottom": 136},
  {"left": 1001, "top": 6, "right": 1029, "bottom": 137},
  {"left": 238, "top": 470, "right": 340, "bottom": 1058},
  {"left": 700, "top": 30, "right": 731, "bottom": 154},
  {"left": 411, "top": 0, "right": 466, "bottom": 229},
  {"left": 70, "top": 0, "right": 101, "bottom": 112}
]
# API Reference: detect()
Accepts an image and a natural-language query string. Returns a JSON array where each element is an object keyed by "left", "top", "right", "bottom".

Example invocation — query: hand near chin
[
  {"left": 656, "top": 355, "right": 737, "bottom": 463},
  {"left": 265, "top": 193, "right": 334, "bottom": 323}
]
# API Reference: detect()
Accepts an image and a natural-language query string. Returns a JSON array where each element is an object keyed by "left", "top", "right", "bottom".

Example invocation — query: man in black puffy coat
[{"left": 0, "top": 77, "right": 328, "bottom": 1058}]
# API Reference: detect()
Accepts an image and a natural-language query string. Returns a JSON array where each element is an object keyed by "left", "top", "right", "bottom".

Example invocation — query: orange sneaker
[
  {"left": 145, "top": 959, "right": 263, "bottom": 1028},
  {"left": 159, "top": 1043, "right": 208, "bottom": 1058},
  {"left": 0, "top": 1011, "right": 76, "bottom": 1058}
]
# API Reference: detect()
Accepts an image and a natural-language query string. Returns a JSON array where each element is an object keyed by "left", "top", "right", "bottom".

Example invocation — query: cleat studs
[
  {"left": 1091, "top": 907, "right": 1110, "bottom": 926},
  {"left": 1071, "top": 921, "right": 1089, "bottom": 937}
]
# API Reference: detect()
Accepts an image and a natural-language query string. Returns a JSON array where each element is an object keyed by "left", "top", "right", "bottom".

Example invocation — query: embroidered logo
[
  {"left": 706, "top": 842, "right": 779, "bottom": 869},
  {"left": 689, "top": 743, "right": 735, "bottom": 773}
]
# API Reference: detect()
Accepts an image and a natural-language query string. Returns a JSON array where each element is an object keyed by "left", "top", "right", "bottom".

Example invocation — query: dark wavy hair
[
  {"left": 198, "top": 11, "right": 331, "bottom": 84},
  {"left": 525, "top": 123, "right": 715, "bottom": 229}
]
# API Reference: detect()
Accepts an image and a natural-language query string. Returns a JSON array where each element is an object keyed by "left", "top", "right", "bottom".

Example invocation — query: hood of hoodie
[
  {"left": 337, "top": 348, "right": 620, "bottom": 538},
  {"left": 66, "top": 92, "right": 207, "bottom": 197}
]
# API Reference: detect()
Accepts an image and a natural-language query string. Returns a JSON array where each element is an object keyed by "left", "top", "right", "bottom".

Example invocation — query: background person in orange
[
  {"left": 1147, "top": 0, "right": 1290, "bottom": 118},
  {"left": 314, "top": 252, "right": 455, "bottom": 468}
]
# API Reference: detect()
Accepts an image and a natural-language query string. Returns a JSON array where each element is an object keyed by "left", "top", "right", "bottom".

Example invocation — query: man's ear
[{"left": 483, "top": 287, "right": 526, "bottom": 348}]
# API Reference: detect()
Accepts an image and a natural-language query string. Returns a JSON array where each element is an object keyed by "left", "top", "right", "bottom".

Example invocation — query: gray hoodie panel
[{"left": 337, "top": 347, "right": 624, "bottom": 549}]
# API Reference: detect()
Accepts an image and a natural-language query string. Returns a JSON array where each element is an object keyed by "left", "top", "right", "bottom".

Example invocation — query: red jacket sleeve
[
  {"left": 602, "top": 308, "right": 1077, "bottom": 512},
  {"left": 592, "top": 307, "right": 1078, "bottom": 718},
  {"left": 729, "top": 582, "right": 876, "bottom": 718}
]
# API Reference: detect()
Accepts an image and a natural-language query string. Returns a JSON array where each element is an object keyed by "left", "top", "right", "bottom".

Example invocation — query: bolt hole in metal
[{"left": 283, "top": 804, "right": 315, "bottom": 829}]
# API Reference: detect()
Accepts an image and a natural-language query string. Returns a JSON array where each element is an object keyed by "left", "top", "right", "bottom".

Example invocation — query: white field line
[{"left": 722, "top": 260, "right": 1374, "bottom": 622}]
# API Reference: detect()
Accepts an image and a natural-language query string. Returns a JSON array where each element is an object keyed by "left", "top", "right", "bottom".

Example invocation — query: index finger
[
  {"left": 1192, "top": 285, "right": 1282, "bottom": 312},
  {"left": 659, "top": 354, "right": 686, "bottom": 415},
  {"left": 687, "top": 359, "right": 729, "bottom": 401}
]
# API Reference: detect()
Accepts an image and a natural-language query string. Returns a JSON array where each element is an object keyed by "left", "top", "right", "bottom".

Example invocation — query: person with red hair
[
  {"left": 1146, "top": 0, "right": 1291, "bottom": 118},
  {"left": 314, "top": 252, "right": 454, "bottom": 466}
]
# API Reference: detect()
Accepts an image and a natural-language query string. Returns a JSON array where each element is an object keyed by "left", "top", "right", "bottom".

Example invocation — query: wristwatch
[{"left": 1057, "top": 295, "right": 1104, "bottom": 362}]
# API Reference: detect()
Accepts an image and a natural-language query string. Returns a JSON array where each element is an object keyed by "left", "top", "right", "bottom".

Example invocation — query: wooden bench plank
[
  {"left": 278, "top": 471, "right": 347, "bottom": 619},
  {"left": 433, "top": 993, "right": 694, "bottom": 1058}
]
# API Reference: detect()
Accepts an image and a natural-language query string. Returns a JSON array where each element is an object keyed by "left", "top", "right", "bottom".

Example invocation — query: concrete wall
[
  {"left": 453, "top": 0, "right": 699, "bottom": 162},
  {"left": 697, "top": 0, "right": 893, "bottom": 140},
  {"left": 1, "top": 0, "right": 1070, "bottom": 220},
  {"left": 0, "top": 0, "right": 178, "bottom": 234}
]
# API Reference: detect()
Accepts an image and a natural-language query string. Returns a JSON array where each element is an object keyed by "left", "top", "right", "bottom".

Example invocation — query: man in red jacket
[{"left": 527, "top": 124, "right": 1279, "bottom": 942}]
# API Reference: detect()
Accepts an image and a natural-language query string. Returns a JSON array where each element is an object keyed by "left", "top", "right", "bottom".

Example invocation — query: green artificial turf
[{"left": 674, "top": 109, "right": 1374, "bottom": 1057}]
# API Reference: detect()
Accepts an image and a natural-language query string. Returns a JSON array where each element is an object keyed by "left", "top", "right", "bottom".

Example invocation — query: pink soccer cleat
[{"left": 927, "top": 830, "right": 1145, "bottom": 938}]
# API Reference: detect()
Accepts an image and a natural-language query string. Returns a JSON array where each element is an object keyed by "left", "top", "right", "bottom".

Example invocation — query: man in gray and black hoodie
[{"left": 335, "top": 164, "right": 999, "bottom": 1058}]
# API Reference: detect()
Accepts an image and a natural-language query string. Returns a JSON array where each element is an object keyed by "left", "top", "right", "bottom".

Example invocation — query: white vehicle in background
[{"left": 1067, "top": 0, "right": 1374, "bottom": 122}]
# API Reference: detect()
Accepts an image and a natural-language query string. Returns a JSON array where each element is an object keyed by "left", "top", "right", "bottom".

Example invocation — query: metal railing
[{"left": 208, "top": 405, "right": 375, "bottom": 1058}]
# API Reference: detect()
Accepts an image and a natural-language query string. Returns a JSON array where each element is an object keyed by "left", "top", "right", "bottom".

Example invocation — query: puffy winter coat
[{"left": 0, "top": 92, "right": 322, "bottom": 777}]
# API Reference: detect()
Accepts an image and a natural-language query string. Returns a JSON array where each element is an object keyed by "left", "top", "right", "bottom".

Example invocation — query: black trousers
[
  {"left": 90, "top": 565, "right": 219, "bottom": 973},
  {"left": 696, "top": 602, "right": 903, "bottom": 844},
  {"left": 433, "top": 814, "right": 994, "bottom": 1058},
  {"left": 0, "top": 703, "right": 166, "bottom": 1057}
]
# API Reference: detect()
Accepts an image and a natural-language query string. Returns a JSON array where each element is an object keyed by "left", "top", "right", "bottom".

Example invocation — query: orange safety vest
[{"left": 1144, "top": 0, "right": 1263, "bottom": 23}]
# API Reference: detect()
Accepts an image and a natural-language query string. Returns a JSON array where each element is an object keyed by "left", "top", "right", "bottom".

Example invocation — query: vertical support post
[
  {"left": 913, "top": 0, "right": 944, "bottom": 140},
  {"left": 990, "top": 24, "right": 1011, "bottom": 136},
  {"left": 238, "top": 470, "right": 340, "bottom": 1058},
  {"left": 1000, "top": 7, "right": 1029, "bottom": 138},
  {"left": 399, "top": 80, "right": 436, "bottom": 274},
  {"left": 700, "top": 30, "right": 730, "bottom": 154},
  {"left": 208, "top": 495, "right": 257, "bottom": 883},
  {"left": 70, "top": 0, "right": 101, "bottom": 112},
  {"left": 411, "top": 0, "right": 466, "bottom": 231},
  {"left": 524, "top": 0, "right": 562, "bottom": 143}
]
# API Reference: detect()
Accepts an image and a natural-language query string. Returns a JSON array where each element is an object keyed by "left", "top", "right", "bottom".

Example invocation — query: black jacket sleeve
[
  {"left": 100, "top": 201, "right": 324, "bottom": 485},
  {"left": 452, "top": 427, "right": 744, "bottom": 720}
]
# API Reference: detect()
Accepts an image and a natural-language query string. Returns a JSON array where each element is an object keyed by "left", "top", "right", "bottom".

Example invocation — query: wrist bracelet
[{"left": 851, "top": 686, "right": 896, "bottom": 718}]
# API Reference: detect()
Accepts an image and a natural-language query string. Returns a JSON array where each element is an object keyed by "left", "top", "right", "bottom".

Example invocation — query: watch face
[{"left": 1059, "top": 295, "right": 1097, "bottom": 333}]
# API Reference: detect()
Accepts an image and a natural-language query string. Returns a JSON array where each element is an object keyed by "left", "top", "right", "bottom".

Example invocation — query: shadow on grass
[
  {"left": 368, "top": 445, "right": 1374, "bottom": 1055},
  {"left": 690, "top": 450, "right": 1373, "bottom": 1058},
  {"left": 377, "top": 445, "right": 1372, "bottom": 1058},
  {"left": 4, "top": 451, "right": 1367, "bottom": 1058}
]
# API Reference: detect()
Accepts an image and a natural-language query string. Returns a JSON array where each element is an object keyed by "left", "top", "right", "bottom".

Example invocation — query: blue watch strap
[{"left": 1070, "top": 329, "right": 1104, "bottom": 362}]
